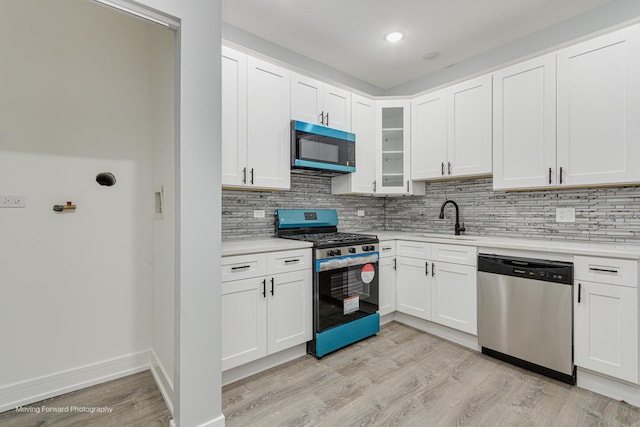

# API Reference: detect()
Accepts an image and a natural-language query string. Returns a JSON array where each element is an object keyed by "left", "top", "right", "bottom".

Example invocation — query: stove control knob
[
  {"left": 348, "top": 247, "right": 356, "bottom": 254},
  {"left": 327, "top": 250, "right": 336, "bottom": 257},
  {"left": 362, "top": 245, "right": 370, "bottom": 252}
]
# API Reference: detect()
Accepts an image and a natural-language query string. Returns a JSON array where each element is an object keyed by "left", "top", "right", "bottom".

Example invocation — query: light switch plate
[
  {"left": 556, "top": 207, "right": 575, "bottom": 223},
  {"left": 253, "top": 210, "right": 265, "bottom": 219},
  {"left": 357, "top": 210, "right": 365, "bottom": 217}
]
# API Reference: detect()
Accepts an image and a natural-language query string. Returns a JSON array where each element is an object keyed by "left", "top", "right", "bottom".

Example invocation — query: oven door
[{"left": 315, "top": 253, "right": 379, "bottom": 332}]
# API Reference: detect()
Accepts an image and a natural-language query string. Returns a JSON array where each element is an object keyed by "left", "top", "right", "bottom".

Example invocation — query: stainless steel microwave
[{"left": 291, "top": 120, "right": 355, "bottom": 173}]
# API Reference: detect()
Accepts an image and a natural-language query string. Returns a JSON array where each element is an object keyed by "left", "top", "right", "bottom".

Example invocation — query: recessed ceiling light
[{"left": 384, "top": 31, "right": 404, "bottom": 43}]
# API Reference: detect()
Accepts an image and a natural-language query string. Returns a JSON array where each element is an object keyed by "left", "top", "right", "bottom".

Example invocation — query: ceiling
[{"left": 222, "top": 0, "right": 614, "bottom": 90}]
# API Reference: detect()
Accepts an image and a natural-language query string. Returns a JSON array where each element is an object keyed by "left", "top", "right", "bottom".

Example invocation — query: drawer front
[
  {"left": 574, "top": 256, "right": 638, "bottom": 287},
  {"left": 267, "top": 249, "right": 312, "bottom": 274},
  {"left": 396, "top": 240, "right": 431, "bottom": 259},
  {"left": 379, "top": 241, "right": 396, "bottom": 258},
  {"left": 432, "top": 244, "right": 477, "bottom": 266},
  {"left": 222, "top": 253, "right": 267, "bottom": 282}
]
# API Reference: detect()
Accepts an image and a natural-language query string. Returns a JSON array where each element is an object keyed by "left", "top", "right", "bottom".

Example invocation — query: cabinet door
[
  {"left": 221, "top": 277, "right": 267, "bottom": 371},
  {"left": 323, "top": 84, "right": 351, "bottom": 131},
  {"left": 267, "top": 270, "right": 312, "bottom": 354},
  {"left": 247, "top": 57, "right": 291, "bottom": 189},
  {"left": 431, "top": 262, "right": 477, "bottom": 335},
  {"left": 411, "top": 90, "right": 447, "bottom": 180},
  {"left": 378, "top": 256, "right": 396, "bottom": 316},
  {"left": 395, "top": 257, "right": 431, "bottom": 320},
  {"left": 448, "top": 75, "right": 492, "bottom": 178},
  {"left": 574, "top": 281, "right": 638, "bottom": 383},
  {"left": 557, "top": 25, "right": 640, "bottom": 186},
  {"left": 221, "top": 47, "right": 248, "bottom": 187},
  {"left": 291, "top": 73, "right": 323, "bottom": 126},
  {"left": 332, "top": 94, "right": 376, "bottom": 194},
  {"left": 493, "top": 54, "right": 556, "bottom": 190},
  {"left": 376, "top": 100, "right": 412, "bottom": 194}
]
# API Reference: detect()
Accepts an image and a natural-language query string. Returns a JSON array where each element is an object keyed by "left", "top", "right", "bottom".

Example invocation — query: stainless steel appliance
[
  {"left": 477, "top": 254, "right": 576, "bottom": 385},
  {"left": 291, "top": 120, "right": 356, "bottom": 173},
  {"left": 276, "top": 209, "right": 379, "bottom": 357}
]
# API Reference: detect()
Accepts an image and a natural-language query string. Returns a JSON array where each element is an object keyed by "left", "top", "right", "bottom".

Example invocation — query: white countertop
[
  {"left": 372, "top": 230, "right": 640, "bottom": 260},
  {"left": 222, "top": 238, "right": 313, "bottom": 257},
  {"left": 222, "top": 232, "right": 640, "bottom": 260}
]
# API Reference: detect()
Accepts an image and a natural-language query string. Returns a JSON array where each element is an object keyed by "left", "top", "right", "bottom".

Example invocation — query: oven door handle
[{"left": 316, "top": 253, "right": 379, "bottom": 272}]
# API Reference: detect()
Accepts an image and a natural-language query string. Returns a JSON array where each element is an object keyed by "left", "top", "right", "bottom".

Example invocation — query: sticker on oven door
[
  {"left": 344, "top": 295, "right": 359, "bottom": 314},
  {"left": 361, "top": 263, "right": 375, "bottom": 284}
]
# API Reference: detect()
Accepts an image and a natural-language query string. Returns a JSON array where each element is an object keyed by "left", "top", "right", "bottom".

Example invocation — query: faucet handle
[{"left": 459, "top": 223, "right": 466, "bottom": 233}]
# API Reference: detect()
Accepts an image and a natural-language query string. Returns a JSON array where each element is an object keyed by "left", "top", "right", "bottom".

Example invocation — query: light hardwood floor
[
  {"left": 0, "top": 370, "right": 170, "bottom": 427},
  {"left": 223, "top": 322, "right": 640, "bottom": 427}
]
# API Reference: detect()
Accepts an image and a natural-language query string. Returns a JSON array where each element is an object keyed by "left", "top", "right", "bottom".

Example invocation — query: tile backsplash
[{"left": 222, "top": 172, "right": 640, "bottom": 245}]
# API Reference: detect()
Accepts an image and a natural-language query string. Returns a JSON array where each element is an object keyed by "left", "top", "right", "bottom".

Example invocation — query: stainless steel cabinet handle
[
  {"left": 270, "top": 277, "right": 275, "bottom": 295},
  {"left": 231, "top": 265, "right": 250, "bottom": 271},
  {"left": 250, "top": 168, "right": 254, "bottom": 184},
  {"left": 448, "top": 162, "right": 452, "bottom": 175},
  {"left": 559, "top": 166, "right": 563, "bottom": 184},
  {"left": 284, "top": 259, "right": 300, "bottom": 263},
  {"left": 432, "top": 263, "right": 435, "bottom": 277},
  {"left": 382, "top": 247, "right": 392, "bottom": 251},
  {"left": 262, "top": 279, "right": 266, "bottom": 297},
  {"left": 548, "top": 167, "right": 552, "bottom": 185},
  {"left": 243, "top": 167, "right": 247, "bottom": 184},
  {"left": 589, "top": 267, "right": 618, "bottom": 273},
  {"left": 578, "top": 283, "right": 581, "bottom": 303},
  {"left": 441, "top": 162, "right": 445, "bottom": 176},
  {"left": 406, "top": 180, "right": 409, "bottom": 192},
  {"left": 373, "top": 180, "right": 376, "bottom": 192}
]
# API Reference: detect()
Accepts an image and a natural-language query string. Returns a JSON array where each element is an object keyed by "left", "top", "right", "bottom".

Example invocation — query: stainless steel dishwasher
[{"left": 477, "top": 254, "right": 576, "bottom": 385}]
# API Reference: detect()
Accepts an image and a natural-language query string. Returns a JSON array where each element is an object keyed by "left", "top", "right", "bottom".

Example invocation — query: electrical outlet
[
  {"left": 253, "top": 210, "right": 265, "bottom": 219},
  {"left": 357, "top": 210, "right": 365, "bottom": 217},
  {"left": 556, "top": 207, "right": 575, "bottom": 223},
  {"left": 1, "top": 195, "right": 25, "bottom": 208}
]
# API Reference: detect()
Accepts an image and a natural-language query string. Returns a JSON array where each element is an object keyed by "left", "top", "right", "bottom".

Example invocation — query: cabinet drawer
[
  {"left": 574, "top": 256, "right": 638, "bottom": 288},
  {"left": 379, "top": 241, "right": 396, "bottom": 258},
  {"left": 432, "top": 244, "right": 477, "bottom": 266},
  {"left": 267, "top": 249, "right": 311, "bottom": 274},
  {"left": 222, "top": 253, "right": 267, "bottom": 282},
  {"left": 396, "top": 240, "right": 431, "bottom": 259}
]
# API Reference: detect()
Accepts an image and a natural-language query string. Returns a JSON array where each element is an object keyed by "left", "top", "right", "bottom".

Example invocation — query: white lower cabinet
[
  {"left": 221, "top": 250, "right": 312, "bottom": 371},
  {"left": 574, "top": 255, "right": 639, "bottom": 383},
  {"left": 395, "top": 256, "right": 431, "bottom": 320},
  {"left": 378, "top": 241, "right": 396, "bottom": 316},
  {"left": 431, "top": 261, "right": 477, "bottom": 335}
]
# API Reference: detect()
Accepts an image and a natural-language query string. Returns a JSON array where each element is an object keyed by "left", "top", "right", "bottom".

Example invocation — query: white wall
[{"left": 0, "top": 0, "right": 155, "bottom": 393}]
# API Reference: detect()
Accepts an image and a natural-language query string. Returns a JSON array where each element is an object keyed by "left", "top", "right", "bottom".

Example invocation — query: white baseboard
[
  {"left": 577, "top": 368, "right": 640, "bottom": 407},
  {"left": 150, "top": 350, "right": 174, "bottom": 416},
  {"left": 393, "top": 312, "right": 481, "bottom": 351},
  {"left": 0, "top": 350, "right": 150, "bottom": 413},
  {"left": 222, "top": 344, "right": 307, "bottom": 386},
  {"left": 379, "top": 312, "right": 395, "bottom": 325},
  {"left": 197, "top": 413, "right": 226, "bottom": 427}
]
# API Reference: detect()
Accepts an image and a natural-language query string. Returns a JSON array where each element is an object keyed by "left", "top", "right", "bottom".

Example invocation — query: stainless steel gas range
[{"left": 276, "top": 209, "right": 380, "bottom": 357}]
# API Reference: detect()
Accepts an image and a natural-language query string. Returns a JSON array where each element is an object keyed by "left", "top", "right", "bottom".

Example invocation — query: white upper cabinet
[
  {"left": 291, "top": 73, "right": 351, "bottom": 131},
  {"left": 411, "top": 75, "right": 492, "bottom": 180},
  {"left": 221, "top": 47, "right": 248, "bottom": 187},
  {"left": 331, "top": 94, "right": 376, "bottom": 194},
  {"left": 376, "top": 100, "right": 424, "bottom": 195},
  {"left": 221, "top": 46, "right": 291, "bottom": 190},
  {"left": 557, "top": 24, "right": 640, "bottom": 186},
  {"left": 493, "top": 54, "right": 557, "bottom": 190}
]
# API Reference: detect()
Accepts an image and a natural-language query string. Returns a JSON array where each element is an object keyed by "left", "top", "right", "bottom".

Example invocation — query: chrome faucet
[{"left": 439, "top": 200, "right": 465, "bottom": 235}]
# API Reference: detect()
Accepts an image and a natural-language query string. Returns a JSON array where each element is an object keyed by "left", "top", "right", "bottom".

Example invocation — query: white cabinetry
[
  {"left": 411, "top": 75, "right": 492, "bottom": 180},
  {"left": 396, "top": 255, "right": 431, "bottom": 320},
  {"left": 493, "top": 23, "right": 640, "bottom": 190},
  {"left": 378, "top": 241, "right": 396, "bottom": 316},
  {"left": 221, "top": 47, "right": 291, "bottom": 190},
  {"left": 430, "top": 244, "right": 477, "bottom": 335},
  {"left": 291, "top": 73, "right": 351, "bottom": 131},
  {"left": 376, "top": 100, "right": 424, "bottom": 195},
  {"left": 574, "top": 256, "right": 639, "bottom": 383},
  {"left": 332, "top": 94, "right": 376, "bottom": 194},
  {"left": 221, "top": 249, "right": 312, "bottom": 371}
]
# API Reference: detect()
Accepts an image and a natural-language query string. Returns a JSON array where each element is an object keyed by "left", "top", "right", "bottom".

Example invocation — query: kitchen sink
[{"left": 421, "top": 233, "right": 478, "bottom": 241}]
